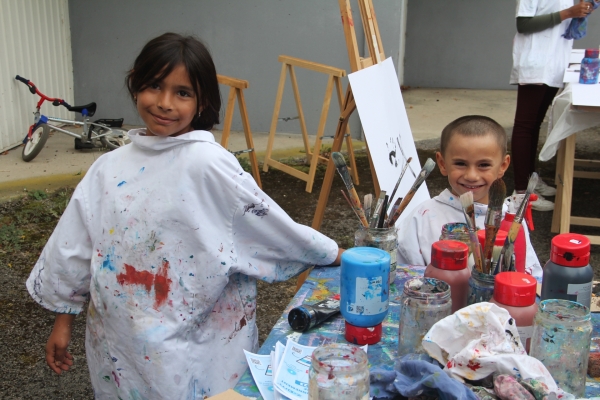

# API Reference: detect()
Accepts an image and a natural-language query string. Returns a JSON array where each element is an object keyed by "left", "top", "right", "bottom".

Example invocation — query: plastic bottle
[
  {"left": 340, "top": 247, "right": 390, "bottom": 345},
  {"left": 499, "top": 213, "right": 526, "bottom": 273},
  {"left": 540, "top": 233, "right": 593, "bottom": 308},
  {"left": 580, "top": 48, "right": 600, "bottom": 84},
  {"left": 424, "top": 240, "right": 470, "bottom": 313},
  {"left": 489, "top": 272, "right": 538, "bottom": 353}
]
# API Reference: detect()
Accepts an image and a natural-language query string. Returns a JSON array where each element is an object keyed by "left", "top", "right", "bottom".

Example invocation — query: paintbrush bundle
[
  {"left": 332, "top": 152, "right": 369, "bottom": 228},
  {"left": 482, "top": 179, "right": 506, "bottom": 274},
  {"left": 370, "top": 191, "right": 386, "bottom": 229},
  {"left": 459, "top": 191, "right": 483, "bottom": 273},
  {"left": 363, "top": 194, "right": 373, "bottom": 224}
]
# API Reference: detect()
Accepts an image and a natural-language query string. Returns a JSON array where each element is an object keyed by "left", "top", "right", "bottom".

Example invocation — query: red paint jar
[
  {"left": 424, "top": 240, "right": 470, "bottom": 313},
  {"left": 489, "top": 272, "right": 538, "bottom": 352}
]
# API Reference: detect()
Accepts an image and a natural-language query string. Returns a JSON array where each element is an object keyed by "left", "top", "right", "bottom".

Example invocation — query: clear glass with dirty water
[
  {"left": 398, "top": 278, "right": 452, "bottom": 357},
  {"left": 467, "top": 269, "right": 495, "bottom": 305},
  {"left": 439, "top": 222, "right": 471, "bottom": 246},
  {"left": 308, "top": 343, "right": 369, "bottom": 400},
  {"left": 529, "top": 299, "right": 592, "bottom": 397},
  {"left": 355, "top": 226, "right": 397, "bottom": 283}
]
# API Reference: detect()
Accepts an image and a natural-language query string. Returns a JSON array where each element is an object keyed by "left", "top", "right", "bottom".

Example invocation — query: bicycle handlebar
[{"left": 15, "top": 75, "right": 70, "bottom": 109}]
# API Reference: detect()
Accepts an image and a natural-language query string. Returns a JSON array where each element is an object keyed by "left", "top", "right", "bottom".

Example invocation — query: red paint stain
[
  {"left": 117, "top": 260, "right": 172, "bottom": 310},
  {"left": 111, "top": 371, "right": 120, "bottom": 387},
  {"left": 332, "top": 294, "right": 341, "bottom": 300},
  {"left": 421, "top": 209, "right": 430, "bottom": 216},
  {"left": 467, "top": 360, "right": 482, "bottom": 371},
  {"left": 145, "top": 356, "right": 150, "bottom": 361}
]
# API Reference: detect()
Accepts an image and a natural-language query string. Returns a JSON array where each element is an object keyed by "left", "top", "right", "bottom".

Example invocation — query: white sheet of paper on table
[
  {"left": 572, "top": 82, "right": 600, "bottom": 107},
  {"left": 563, "top": 64, "right": 581, "bottom": 83},
  {"left": 243, "top": 350, "right": 276, "bottom": 400},
  {"left": 348, "top": 57, "right": 430, "bottom": 227}
]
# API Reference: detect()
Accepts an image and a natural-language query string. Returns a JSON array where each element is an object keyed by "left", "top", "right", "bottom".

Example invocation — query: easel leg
[
  {"left": 559, "top": 134, "right": 576, "bottom": 233},
  {"left": 551, "top": 139, "right": 566, "bottom": 233},
  {"left": 289, "top": 65, "right": 312, "bottom": 163},
  {"left": 336, "top": 80, "right": 360, "bottom": 185},
  {"left": 263, "top": 63, "right": 288, "bottom": 172},
  {"left": 220, "top": 87, "right": 236, "bottom": 148},
  {"left": 236, "top": 88, "right": 262, "bottom": 188}
]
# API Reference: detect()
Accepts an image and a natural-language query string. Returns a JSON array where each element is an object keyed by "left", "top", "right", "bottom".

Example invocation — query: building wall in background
[
  {"left": 68, "top": 0, "right": 404, "bottom": 138},
  {"left": 404, "top": 0, "right": 600, "bottom": 90},
  {"left": 0, "top": 0, "right": 73, "bottom": 151}
]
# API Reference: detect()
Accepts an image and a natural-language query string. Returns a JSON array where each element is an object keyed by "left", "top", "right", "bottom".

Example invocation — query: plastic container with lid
[
  {"left": 424, "top": 240, "right": 471, "bottom": 313},
  {"left": 340, "top": 247, "right": 390, "bottom": 345},
  {"left": 489, "top": 272, "right": 538, "bottom": 353},
  {"left": 580, "top": 48, "right": 600, "bottom": 84},
  {"left": 499, "top": 213, "right": 526, "bottom": 273},
  {"left": 540, "top": 233, "right": 593, "bottom": 308}
]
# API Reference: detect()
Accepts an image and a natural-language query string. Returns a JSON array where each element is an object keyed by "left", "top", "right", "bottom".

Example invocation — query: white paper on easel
[{"left": 348, "top": 57, "right": 430, "bottom": 226}]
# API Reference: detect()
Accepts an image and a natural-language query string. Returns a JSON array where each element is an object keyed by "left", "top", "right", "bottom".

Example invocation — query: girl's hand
[
  {"left": 45, "top": 313, "right": 76, "bottom": 374},
  {"left": 562, "top": 0, "right": 594, "bottom": 20}
]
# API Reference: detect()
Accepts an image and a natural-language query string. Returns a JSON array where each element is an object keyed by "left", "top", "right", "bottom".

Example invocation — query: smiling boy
[{"left": 396, "top": 115, "right": 542, "bottom": 278}]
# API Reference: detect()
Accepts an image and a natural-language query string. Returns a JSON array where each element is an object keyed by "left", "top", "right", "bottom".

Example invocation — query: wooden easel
[
  {"left": 296, "top": 0, "right": 385, "bottom": 289},
  {"left": 217, "top": 74, "right": 262, "bottom": 188},
  {"left": 262, "top": 55, "right": 359, "bottom": 193}
]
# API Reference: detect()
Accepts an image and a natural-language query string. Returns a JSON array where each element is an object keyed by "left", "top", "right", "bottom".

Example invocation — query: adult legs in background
[{"left": 511, "top": 84, "right": 559, "bottom": 191}]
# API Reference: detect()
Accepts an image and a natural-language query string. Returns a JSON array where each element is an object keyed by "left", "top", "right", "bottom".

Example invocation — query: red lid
[
  {"left": 585, "top": 48, "right": 600, "bottom": 59},
  {"left": 344, "top": 321, "right": 382, "bottom": 345},
  {"left": 550, "top": 233, "right": 590, "bottom": 267},
  {"left": 493, "top": 272, "right": 536, "bottom": 307},
  {"left": 477, "top": 229, "right": 507, "bottom": 248},
  {"left": 430, "top": 240, "right": 468, "bottom": 271},
  {"left": 503, "top": 212, "right": 515, "bottom": 222}
]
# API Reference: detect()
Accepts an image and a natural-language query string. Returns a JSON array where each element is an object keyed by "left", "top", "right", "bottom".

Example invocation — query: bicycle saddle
[{"left": 67, "top": 102, "right": 97, "bottom": 117}]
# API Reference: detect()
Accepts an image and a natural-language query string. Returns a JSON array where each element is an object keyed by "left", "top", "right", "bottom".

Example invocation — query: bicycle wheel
[
  {"left": 22, "top": 123, "right": 50, "bottom": 162},
  {"left": 99, "top": 128, "right": 131, "bottom": 150}
]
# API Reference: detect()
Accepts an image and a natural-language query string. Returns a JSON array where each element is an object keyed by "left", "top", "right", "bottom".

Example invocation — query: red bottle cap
[
  {"left": 550, "top": 233, "right": 590, "bottom": 267},
  {"left": 504, "top": 213, "right": 516, "bottom": 222},
  {"left": 585, "top": 48, "right": 600, "bottom": 59},
  {"left": 344, "top": 321, "right": 382, "bottom": 345},
  {"left": 493, "top": 272, "right": 536, "bottom": 307},
  {"left": 430, "top": 240, "right": 468, "bottom": 271},
  {"left": 477, "top": 229, "right": 508, "bottom": 248}
]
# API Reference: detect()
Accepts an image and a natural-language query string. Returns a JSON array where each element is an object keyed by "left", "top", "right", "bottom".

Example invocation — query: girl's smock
[
  {"left": 510, "top": 0, "right": 574, "bottom": 87},
  {"left": 26, "top": 129, "right": 338, "bottom": 399}
]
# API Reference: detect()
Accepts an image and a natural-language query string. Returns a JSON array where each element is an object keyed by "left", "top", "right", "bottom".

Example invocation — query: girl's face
[{"left": 136, "top": 64, "right": 199, "bottom": 137}]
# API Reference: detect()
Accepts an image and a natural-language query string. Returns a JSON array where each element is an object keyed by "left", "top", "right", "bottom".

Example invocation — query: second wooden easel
[{"left": 296, "top": 0, "right": 385, "bottom": 289}]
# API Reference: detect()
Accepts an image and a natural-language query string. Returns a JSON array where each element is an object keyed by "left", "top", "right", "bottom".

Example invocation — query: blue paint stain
[
  {"left": 101, "top": 249, "right": 116, "bottom": 272},
  {"left": 449, "top": 196, "right": 454, "bottom": 201},
  {"left": 139, "top": 167, "right": 145, "bottom": 173},
  {"left": 111, "top": 357, "right": 118, "bottom": 362},
  {"left": 117, "top": 181, "right": 127, "bottom": 187},
  {"left": 221, "top": 262, "right": 226, "bottom": 265},
  {"left": 190, "top": 255, "right": 193, "bottom": 259},
  {"left": 189, "top": 273, "right": 194, "bottom": 276}
]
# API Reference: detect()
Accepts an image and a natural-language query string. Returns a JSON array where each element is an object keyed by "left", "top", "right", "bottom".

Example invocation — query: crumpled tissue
[{"left": 421, "top": 302, "right": 573, "bottom": 399}]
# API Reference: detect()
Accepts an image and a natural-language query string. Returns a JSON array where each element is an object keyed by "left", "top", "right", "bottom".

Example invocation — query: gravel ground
[{"left": 1, "top": 129, "right": 600, "bottom": 399}]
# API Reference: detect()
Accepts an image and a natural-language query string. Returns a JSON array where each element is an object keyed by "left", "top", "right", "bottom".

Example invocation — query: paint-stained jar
[
  {"left": 355, "top": 226, "right": 397, "bottom": 283},
  {"left": 308, "top": 343, "right": 369, "bottom": 400},
  {"left": 529, "top": 299, "right": 592, "bottom": 397},
  {"left": 467, "top": 270, "right": 495, "bottom": 305},
  {"left": 398, "top": 278, "right": 452, "bottom": 356}
]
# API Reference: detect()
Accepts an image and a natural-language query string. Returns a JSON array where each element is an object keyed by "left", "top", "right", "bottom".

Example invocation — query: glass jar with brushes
[
  {"left": 354, "top": 226, "right": 397, "bottom": 283},
  {"left": 467, "top": 269, "right": 495, "bottom": 305}
]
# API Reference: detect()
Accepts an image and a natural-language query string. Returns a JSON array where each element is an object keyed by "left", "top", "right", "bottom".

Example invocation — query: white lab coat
[
  {"left": 396, "top": 189, "right": 542, "bottom": 279},
  {"left": 26, "top": 129, "right": 338, "bottom": 399},
  {"left": 510, "top": 0, "right": 574, "bottom": 88}
]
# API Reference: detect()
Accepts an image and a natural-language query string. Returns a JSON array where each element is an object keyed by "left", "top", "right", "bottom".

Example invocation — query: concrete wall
[
  {"left": 68, "top": 0, "right": 404, "bottom": 138},
  {"left": 404, "top": 0, "right": 600, "bottom": 90}
]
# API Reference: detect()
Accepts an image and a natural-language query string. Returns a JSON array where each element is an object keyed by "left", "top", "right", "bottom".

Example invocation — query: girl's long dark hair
[{"left": 126, "top": 33, "right": 221, "bottom": 131}]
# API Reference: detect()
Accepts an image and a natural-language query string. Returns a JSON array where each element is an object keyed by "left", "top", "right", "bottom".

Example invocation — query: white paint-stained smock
[
  {"left": 396, "top": 189, "right": 542, "bottom": 279},
  {"left": 26, "top": 129, "right": 338, "bottom": 399},
  {"left": 510, "top": 0, "right": 574, "bottom": 88}
]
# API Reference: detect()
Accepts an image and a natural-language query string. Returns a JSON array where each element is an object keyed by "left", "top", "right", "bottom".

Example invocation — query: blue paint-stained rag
[
  {"left": 370, "top": 354, "right": 478, "bottom": 400},
  {"left": 563, "top": 0, "right": 599, "bottom": 40}
]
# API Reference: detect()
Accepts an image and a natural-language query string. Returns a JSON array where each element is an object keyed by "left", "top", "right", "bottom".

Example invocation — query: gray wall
[
  {"left": 404, "top": 0, "right": 600, "bottom": 90},
  {"left": 68, "top": 0, "right": 404, "bottom": 137}
]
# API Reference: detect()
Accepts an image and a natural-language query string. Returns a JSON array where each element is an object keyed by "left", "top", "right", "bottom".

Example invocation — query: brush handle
[
  {"left": 388, "top": 159, "right": 411, "bottom": 206},
  {"left": 334, "top": 162, "right": 369, "bottom": 227},
  {"left": 386, "top": 189, "right": 417, "bottom": 227},
  {"left": 483, "top": 224, "right": 499, "bottom": 274},
  {"left": 500, "top": 219, "right": 521, "bottom": 272},
  {"left": 462, "top": 208, "right": 483, "bottom": 272},
  {"left": 341, "top": 190, "right": 366, "bottom": 227},
  {"left": 384, "top": 197, "right": 402, "bottom": 228},
  {"left": 369, "top": 192, "right": 386, "bottom": 229}
]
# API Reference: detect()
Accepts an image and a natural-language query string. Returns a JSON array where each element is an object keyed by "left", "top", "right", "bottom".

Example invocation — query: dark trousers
[{"left": 511, "top": 84, "right": 559, "bottom": 191}]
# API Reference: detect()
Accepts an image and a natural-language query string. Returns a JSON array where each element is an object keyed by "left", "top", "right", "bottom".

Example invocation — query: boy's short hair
[
  {"left": 440, "top": 115, "right": 507, "bottom": 156},
  {"left": 126, "top": 32, "right": 221, "bottom": 131}
]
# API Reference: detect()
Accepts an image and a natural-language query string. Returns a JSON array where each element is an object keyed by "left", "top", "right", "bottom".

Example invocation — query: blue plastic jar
[
  {"left": 579, "top": 48, "right": 600, "bottom": 84},
  {"left": 340, "top": 247, "right": 390, "bottom": 328}
]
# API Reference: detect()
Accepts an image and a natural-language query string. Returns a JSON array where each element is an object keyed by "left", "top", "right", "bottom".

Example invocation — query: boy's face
[{"left": 435, "top": 132, "right": 510, "bottom": 204}]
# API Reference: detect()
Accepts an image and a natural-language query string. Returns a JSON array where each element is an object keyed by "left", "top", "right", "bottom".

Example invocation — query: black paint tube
[{"left": 288, "top": 298, "right": 340, "bottom": 332}]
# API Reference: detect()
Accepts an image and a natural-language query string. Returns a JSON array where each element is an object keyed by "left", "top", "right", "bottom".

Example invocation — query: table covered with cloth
[{"left": 234, "top": 265, "right": 600, "bottom": 398}]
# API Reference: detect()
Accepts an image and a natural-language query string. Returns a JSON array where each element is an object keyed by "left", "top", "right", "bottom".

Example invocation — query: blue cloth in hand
[{"left": 563, "top": 0, "right": 599, "bottom": 40}]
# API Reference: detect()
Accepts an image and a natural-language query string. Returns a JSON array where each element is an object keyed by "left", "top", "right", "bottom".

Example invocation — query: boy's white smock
[
  {"left": 396, "top": 189, "right": 542, "bottom": 279},
  {"left": 26, "top": 129, "right": 338, "bottom": 399}
]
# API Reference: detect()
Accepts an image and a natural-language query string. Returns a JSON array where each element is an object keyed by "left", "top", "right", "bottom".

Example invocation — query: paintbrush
[
  {"left": 482, "top": 179, "right": 506, "bottom": 274},
  {"left": 499, "top": 173, "right": 539, "bottom": 273},
  {"left": 387, "top": 157, "right": 413, "bottom": 213},
  {"left": 378, "top": 195, "right": 389, "bottom": 228},
  {"left": 332, "top": 152, "right": 369, "bottom": 228},
  {"left": 384, "top": 197, "right": 403, "bottom": 228},
  {"left": 386, "top": 158, "right": 436, "bottom": 227},
  {"left": 364, "top": 194, "right": 373, "bottom": 224},
  {"left": 370, "top": 191, "right": 387, "bottom": 228},
  {"left": 340, "top": 190, "right": 365, "bottom": 226},
  {"left": 459, "top": 191, "right": 484, "bottom": 273}
]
